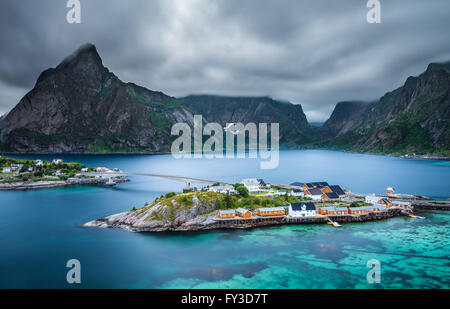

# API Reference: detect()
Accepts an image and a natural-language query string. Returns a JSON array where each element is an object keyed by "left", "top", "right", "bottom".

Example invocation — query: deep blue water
[{"left": 0, "top": 150, "right": 449, "bottom": 288}]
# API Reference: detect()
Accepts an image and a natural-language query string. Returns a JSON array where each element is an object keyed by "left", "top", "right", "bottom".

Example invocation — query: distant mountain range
[{"left": 0, "top": 43, "right": 448, "bottom": 156}]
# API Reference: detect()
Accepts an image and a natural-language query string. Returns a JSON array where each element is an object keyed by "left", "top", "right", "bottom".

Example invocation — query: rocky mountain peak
[{"left": 36, "top": 43, "right": 106, "bottom": 86}]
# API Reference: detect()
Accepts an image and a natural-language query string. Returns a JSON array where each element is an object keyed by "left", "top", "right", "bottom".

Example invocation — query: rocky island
[{"left": 83, "top": 188, "right": 426, "bottom": 233}]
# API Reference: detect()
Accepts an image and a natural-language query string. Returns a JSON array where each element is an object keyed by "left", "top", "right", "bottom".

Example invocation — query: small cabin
[
  {"left": 218, "top": 210, "right": 236, "bottom": 218},
  {"left": 256, "top": 207, "right": 285, "bottom": 217},
  {"left": 236, "top": 208, "right": 252, "bottom": 218}
]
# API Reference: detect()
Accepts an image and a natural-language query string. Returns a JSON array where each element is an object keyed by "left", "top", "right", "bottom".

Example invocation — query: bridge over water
[{"left": 80, "top": 172, "right": 231, "bottom": 186}]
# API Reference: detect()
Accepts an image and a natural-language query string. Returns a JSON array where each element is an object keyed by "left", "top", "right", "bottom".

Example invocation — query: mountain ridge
[
  {"left": 0, "top": 44, "right": 312, "bottom": 153},
  {"left": 0, "top": 43, "right": 448, "bottom": 156}
]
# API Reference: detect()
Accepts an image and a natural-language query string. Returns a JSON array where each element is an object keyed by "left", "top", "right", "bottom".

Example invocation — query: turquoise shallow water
[{"left": 0, "top": 150, "right": 449, "bottom": 288}]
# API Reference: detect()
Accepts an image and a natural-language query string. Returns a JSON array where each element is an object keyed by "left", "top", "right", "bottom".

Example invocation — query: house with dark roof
[
  {"left": 289, "top": 189, "right": 304, "bottom": 197},
  {"left": 329, "top": 185, "right": 345, "bottom": 196},
  {"left": 304, "top": 187, "right": 323, "bottom": 200},
  {"left": 288, "top": 202, "right": 316, "bottom": 217},
  {"left": 322, "top": 192, "right": 340, "bottom": 200}
]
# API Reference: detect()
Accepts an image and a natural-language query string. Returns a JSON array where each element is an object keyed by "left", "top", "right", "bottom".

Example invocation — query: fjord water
[{"left": 0, "top": 150, "right": 449, "bottom": 288}]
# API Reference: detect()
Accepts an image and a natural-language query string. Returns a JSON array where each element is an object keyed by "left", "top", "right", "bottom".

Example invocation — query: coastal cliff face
[
  {"left": 84, "top": 192, "right": 222, "bottom": 232},
  {"left": 320, "top": 101, "right": 373, "bottom": 139},
  {"left": 179, "top": 95, "right": 314, "bottom": 145},
  {"left": 322, "top": 62, "right": 450, "bottom": 155},
  {"left": 0, "top": 44, "right": 194, "bottom": 153}
]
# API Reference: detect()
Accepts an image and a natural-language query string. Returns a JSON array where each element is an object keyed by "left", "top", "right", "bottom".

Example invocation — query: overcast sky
[{"left": 0, "top": 0, "right": 449, "bottom": 121}]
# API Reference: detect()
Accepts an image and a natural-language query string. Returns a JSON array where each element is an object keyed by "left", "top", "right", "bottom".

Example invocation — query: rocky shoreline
[
  {"left": 0, "top": 177, "right": 130, "bottom": 190},
  {"left": 83, "top": 207, "right": 408, "bottom": 233}
]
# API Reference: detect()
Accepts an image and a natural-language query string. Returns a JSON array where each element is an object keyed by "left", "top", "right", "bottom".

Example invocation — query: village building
[
  {"left": 321, "top": 192, "right": 340, "bottom": 200},
  {"left": 317, "top": 206, "right": 349, "bottom": 215},
  {"left": 288, "top": 202, "right": 316, "bottom": 217},
  {"left": 236, "top": 208, "right": 252, "bottom": 218},
  {"left": 218, "top": 210, "right": 236, "bottom": 218},
  {"left": 320, "top": 186, "right": 333, "bottom": 194},
  {"left": 95, "top": 167, "right": 111, "bottom": 173},
  {"left": 390, "top": 200, "right": 411, "bottom": 208},
  {"left": 241, "top": 178, "right": 261, "bottom": 193},
  {"left": 52, "top": 158, "right": 64, "bottom": 164},
  {"left": 365, "top": 194, "right": 384, "bottom": 204},
  {"left": 256, "top": 207, "right": 285, "bottom": 217},
  {"left": 35, "top": 159, "right": 43, "bottom": 166},
  {"left": 304, "top": 187, "right": 323, "bottom": 200},
  {"left": 2, "top": 167, "right": 11, "bottom": 173},
  {"left": 329, "top": 185, "right": 346, "bottom": 196},
  {"left": 303, "top": 182, "right": 329, "bottom": 189},
  {"left": 208, "top": 185, "right": 237, "bottom": 195},
  {"left": 257, "top": 179, "right": 270, "bottom": 188},
  {"left": 348, "top": 205, "right": 386, "bottom": 215},
  {"left": 81, "top": 167, "right": 89, "bottom": 172},
  {"left": 289, "top": 189, "right": 304, "bottom": 197}
]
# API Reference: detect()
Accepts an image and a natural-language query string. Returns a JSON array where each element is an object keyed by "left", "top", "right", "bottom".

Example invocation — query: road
[{"left": 80, "top": 172, "right": 231, "bottom": 185}]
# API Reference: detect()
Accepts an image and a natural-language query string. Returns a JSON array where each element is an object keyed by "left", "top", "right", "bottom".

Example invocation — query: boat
[{"left": 332, "top": 222, "right": 342, "bottom": 227}]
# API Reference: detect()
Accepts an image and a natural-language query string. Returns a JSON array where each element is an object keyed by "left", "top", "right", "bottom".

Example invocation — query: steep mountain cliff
[
  {"left": 179, "top": 95, "right": 314, "bottom": 145},
  {"left": 0, "top": 44, "right": 312, "bottom": 153},
  {"left": 320, "top": 101, "right": 373, "bottom": 139},
  {"left": 320, "top": 62, "right": 450, "bottom": 156},
  {"left": 0, "top": 44, "right": 194, "bottom": 153}
]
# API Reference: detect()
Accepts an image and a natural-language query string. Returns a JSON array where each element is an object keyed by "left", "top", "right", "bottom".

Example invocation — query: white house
[
  {"left": 2, "top": 167, "right": 11, "bottom": 173},
  {"left": 35, "top": 159, "right": 43, "bottom": 166},
  {"left": 365, "top": 194, "right": 383, "bottom": 204},
  {"left": 289, "top": 189, "right": 304, "bottom": 197},
  {"left": 81, "top": 167, "right": 89, "bottom": 172},
  {"left": 54, "top": 170, "right": 65, "bottom": 176},
  {"left": 52, "top": 158, "right": 64, "bottom": 164},
  {"left": 208, "top": 185, "right": 237, "bottom": 195},
  {"left": 288, "top": 202, "right": 317, "bottom": 217},
  {"left": 241, "top": 178, "right": 261, "bottom": 193}
]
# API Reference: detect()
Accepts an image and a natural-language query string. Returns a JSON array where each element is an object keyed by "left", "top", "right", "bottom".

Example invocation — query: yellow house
[
  {"left": 236, "top": 208, "right": 251, "bottom": 218},
  {"left": 256, "top": 207, "right": 285, "bottom": 217},
  {"left": 218, "top": 210, "right": 236, "bottom": 218}
]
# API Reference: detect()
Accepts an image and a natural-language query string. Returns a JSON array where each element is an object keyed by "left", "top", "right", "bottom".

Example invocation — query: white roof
[
  {"left": 211, "top": 185, "right": 235, "bottom": 191},
  {"left": 241, "top": 178, "right": 260, "bottom": 186},
  {"left": 257, "top": 207, "right": 284, "bottom": 212},
  {"left": 219, "top": 209, "right": 235, "bottom": 215},
  {"left": 236, "top": 208, "right": 250, "bottom": 213}
]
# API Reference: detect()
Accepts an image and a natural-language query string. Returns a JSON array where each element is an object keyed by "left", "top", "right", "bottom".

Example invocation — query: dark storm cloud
[{"left": 0, "top": 0, "right": 449, "bottom": 121}]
